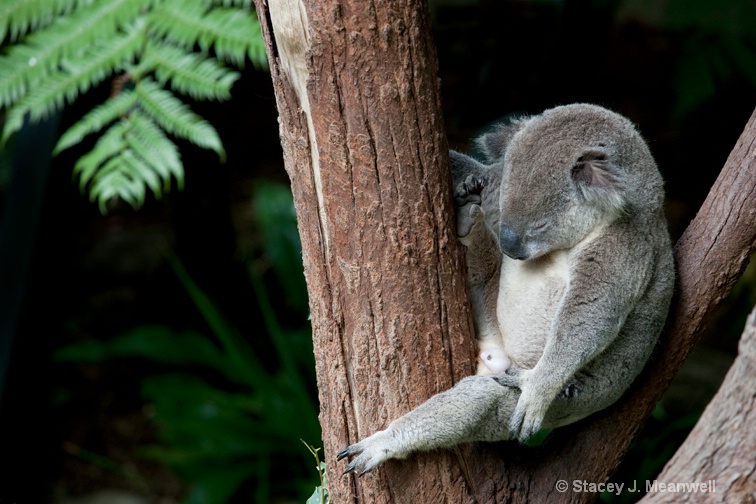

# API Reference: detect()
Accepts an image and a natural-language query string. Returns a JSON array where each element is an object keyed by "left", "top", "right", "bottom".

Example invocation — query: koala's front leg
[
  {"left": 338, "top": 374, "right": 520, "bottom": 475},
  {"left": 498, "top": 247, "right": 646, "bottom": 441}
]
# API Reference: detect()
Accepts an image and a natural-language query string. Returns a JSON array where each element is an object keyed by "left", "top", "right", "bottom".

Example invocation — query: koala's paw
[
  {"left": 454, "top": 175, "right": 486, "bottom": 207},
  {"left": 337, "top": 429, "right": 399, "bottom": 476},
  {"left": 491, "top": 366, "right": 525, "bottom": 387},
  {"left": 505, "top": 371, "right": 550, "bottom": 442},
  {"left": 457, "top": 203, "right": 485, "bottom": 240}
]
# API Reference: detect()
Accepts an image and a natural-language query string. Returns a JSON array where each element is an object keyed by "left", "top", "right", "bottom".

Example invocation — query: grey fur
[{"left": 338, "top": 104, "right": 675, "bottom": 475}]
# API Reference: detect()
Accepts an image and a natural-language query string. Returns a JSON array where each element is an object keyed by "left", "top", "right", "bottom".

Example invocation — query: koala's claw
[
  {"left": 338, "top": 444, "right": 371, "bottom": 476},
  {"left": 492, "top": 368, "right": 548, "bottom": 442},
  {"left": 337, "top": 429, "right": 398, "bottom": 475},
  {"left": 508, "top": 388, "right": 550, "bottom": 442},
  {"left": 463, "top": 174, "right": 486, "bottom": 195},
  {"left": 455, "top": 175, "right": 486, "bottom": 206},
  {"left": 507, "top": 403, "right": 538, "bottom": 442},
  {"left": 491, "top": 367, "right": 525, "bottom": 388},
  {"left": 336, "top": 446, "right": 352, "bottom": 461}
]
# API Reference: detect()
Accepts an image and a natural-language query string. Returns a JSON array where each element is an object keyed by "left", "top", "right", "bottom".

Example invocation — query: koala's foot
[
  {"left": 337, "top": 428, "right": 402, "bottom": 476},
  {"left": 454, "top": 174, "right": 486, "bottom": 207},
  {"left": 457, "top": 203, "right": 486, "bottom": 240}
]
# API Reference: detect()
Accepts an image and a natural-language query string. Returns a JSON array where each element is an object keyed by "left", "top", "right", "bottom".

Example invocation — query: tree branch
[{"left": 639, "top": 305, "right": 756, "bottom": 503}]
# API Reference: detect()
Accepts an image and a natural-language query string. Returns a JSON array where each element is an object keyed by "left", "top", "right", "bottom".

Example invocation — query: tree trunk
[
  {"left": 252, "top": 0, "right": 478, "bottom": 502},
  {"left": 253, "top": 0, "right": 756, "bottom": 501}
]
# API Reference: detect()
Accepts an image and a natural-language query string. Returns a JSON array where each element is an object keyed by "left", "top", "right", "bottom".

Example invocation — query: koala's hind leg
[
  {"left": 338, "top": 375, "right": 520, "bottom": 475},
  {"left": 455, "top": 201, "right": 506, "bottom": 374},
  {"left": 449, "top": 151, "right": 505, "bottom": 374}
]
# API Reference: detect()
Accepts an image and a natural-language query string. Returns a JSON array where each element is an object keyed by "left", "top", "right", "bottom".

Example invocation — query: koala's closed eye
[{"left": 526, "top": 220, "right": 551, "bottom": 236}]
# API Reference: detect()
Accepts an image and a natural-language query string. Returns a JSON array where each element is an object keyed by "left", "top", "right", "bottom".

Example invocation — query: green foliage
[
  {"left": 663, "top": 0, "right": 756, "bottom": 120},
  {"left": 252, "top": 180, "right": 309, "bottom": 314},
  {"left": 302, "top": 441, "right": 331, "bottom": 504},
  {"left": 0, "top": 0, "right": 267, "bottom": 212},
  {"left": 55, "top": 183, "right": 321, "bottom": 503}
]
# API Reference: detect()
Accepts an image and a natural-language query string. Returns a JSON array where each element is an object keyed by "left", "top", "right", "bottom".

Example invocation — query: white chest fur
[{"left": 497, "top": 250, "right": 569, "bottom": 369}]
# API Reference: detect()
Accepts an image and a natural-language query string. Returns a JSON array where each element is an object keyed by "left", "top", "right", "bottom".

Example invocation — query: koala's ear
[
  {"left": 475, "top": 118, "right": 528, "bottom": 163},
  {"left": 571, "top": 149, "right": 627, "bottom": 212}
]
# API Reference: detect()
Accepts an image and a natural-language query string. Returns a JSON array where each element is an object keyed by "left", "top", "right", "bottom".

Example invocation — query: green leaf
[
  {"left": 200, "top": 7, "right": 268, "bottom": 68},
  {"left": 90, "top": 154, "right": 147, "bottom": 210},
  {"left": 0, "top": 0, "right": 151, "bottom": 110},
  {"left": 182, "top": 465, "right": 260, "bottom": 504},
  {"left": 0, "top": 0, "right": 266, "bottom": 210},
  {"left": 55, "top": 90, "right": 137, "bottom": 154},
  {"left": 134, "top": 78, "right": 226, "bottom": 159},
  {"left": 70, "top": 115, "right": 174, "bottom": 211},
  {"left": 0, "top": 0, "right": 78, "bottom": 42},
  {"left": 2, "top": 20, "right": 144, "bottom": 141},
  {"left": 148, "top": 0, "right": 267, "bottom": 68},
  {"left": 252, "top": 181, "right": 308, "bottom": 313},
  {"left": 123, "top": 148, "right": 162, "bottom": 197},
  {"left": 306, "top": 486, "right": 327, "bottom": 504},
  {"left": 165, "top": 253, "right": 267, "bottom": 386},
  {"left": 54, "top": 326, "right": 229, "bottom": 369},
  {"left": 139, "top": 41, "right": 240, "bottom": 100},
  {"left": 74, "top": 119, "right": 130, "bottom": 190},
  {"left": 126, "top": 111, "right": 184, "bottom": 190},
  {"left": 142, "top": 374, "right": 266, "bottom": 453}
]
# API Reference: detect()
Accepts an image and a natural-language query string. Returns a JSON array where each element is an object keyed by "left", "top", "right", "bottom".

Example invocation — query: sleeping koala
[{"left": 338, "top": 103, "right": 675, "bottom": 475}]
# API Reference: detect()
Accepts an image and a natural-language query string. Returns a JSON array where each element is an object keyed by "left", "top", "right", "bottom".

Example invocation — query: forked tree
[{"left": 251, "top": 0, "right": 756, "bottom": 502}]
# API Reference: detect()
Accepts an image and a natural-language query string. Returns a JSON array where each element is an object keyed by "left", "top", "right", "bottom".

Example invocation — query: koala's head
[{"left": 484, "top": 104, "right": 661, "bottom": 261}]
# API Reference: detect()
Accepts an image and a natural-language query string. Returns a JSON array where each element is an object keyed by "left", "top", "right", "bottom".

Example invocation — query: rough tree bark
[
  {"left": 253, "top": 0, "right": 756, "bottom": 502},
  {"left": 639, "top": 305, "right": 756, "bottom": 503},
  {"left": 253, "top": 1, "right": 478, "bottom": 502}
]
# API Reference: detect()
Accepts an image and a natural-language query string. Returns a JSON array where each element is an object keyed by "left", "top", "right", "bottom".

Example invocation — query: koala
[{"left": 338, "top": 103, "right": 675, "bottom": 475}]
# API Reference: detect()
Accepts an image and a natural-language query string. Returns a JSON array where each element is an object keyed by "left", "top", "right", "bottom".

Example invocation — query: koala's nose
[{"left": 499, "top": 223, "right": 528, "bottom": 260}]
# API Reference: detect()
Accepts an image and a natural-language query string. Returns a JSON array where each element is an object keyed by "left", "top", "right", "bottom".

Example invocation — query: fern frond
[
  {"left": 89, "top": 154, "right": 148, "bottom": 212},
  {"left": 206, "top": 8, "right": 266, "bottom": 69},
  {"left": 0, "top": 0, "right": 263, "bottom": 212},
  {"left": 74, "top": 119, "right": 130, "bottom": 191},
  {"left": 72, "top": 110, "right": 186, "bottom": 210},
  {"left": 205, "top": 0, "right": 254, "bottom": 8},
  {"left": 2, "top": 24, "right": 144, "bottom": 141},
  {"left": 0, "top": 0, "right": 79, "bottom": 42},
  {"left": 148, "top": 0, "right": 267, "bottom": 68},
  {"left": 127, "top": 111, "right": 184, "bottom": 189},
  {"left": 147, "top": 0, "right": 213, "bottom": 50},
  {"left": 138, "top": 41, "right": 239, "bottom": 100},
  {"left": 134, "top": 78, "right": 225, "bottom": 159},
  {"left": 55, "top": 90, "right": 138, "bottom": 155},
  {"left": 0, "top": 0, "right": 151, "bottom": 109}
]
